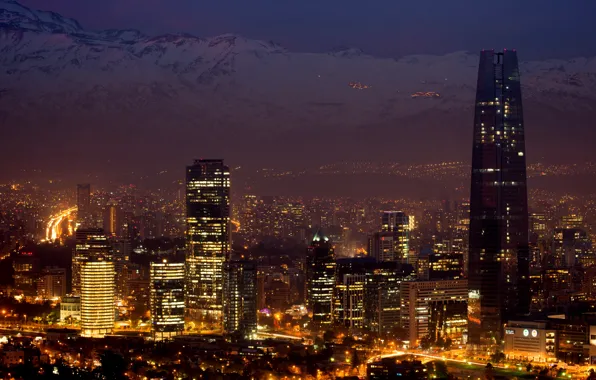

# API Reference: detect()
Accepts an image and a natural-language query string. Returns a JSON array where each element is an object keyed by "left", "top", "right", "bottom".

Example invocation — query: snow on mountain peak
[
  {"left": 207, "top": 33, "right": 286, "bottom": 54},
  {"left": 328, "top": 46, "right": 366, "bottom": 58},
  {"left": 0, "top": 0, "right": 83, "bottom": 34},
  {"left": 98, "top": 29, "right": 146, "bottom": 43}
]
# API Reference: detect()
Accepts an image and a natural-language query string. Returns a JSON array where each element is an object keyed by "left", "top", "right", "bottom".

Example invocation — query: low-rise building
[
  {"left": 504, "top": 320, "right": 556, "bottom": 362},
  {"left": 60, "top": 296, "right": 81, "bottom": 322}
]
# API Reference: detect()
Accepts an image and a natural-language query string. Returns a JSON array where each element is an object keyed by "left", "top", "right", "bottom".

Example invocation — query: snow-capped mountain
[{"left": 1, "top": 0, "right": 596, "bottom": 179}]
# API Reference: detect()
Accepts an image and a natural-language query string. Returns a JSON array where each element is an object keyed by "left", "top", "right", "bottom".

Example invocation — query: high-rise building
[
  {"left": 37, "top": 267, "right": 66, "bottom": 299},
  {"left": 368, "top": 232, "right": 401, "bottom": 262},
  {"left": 306, "top": 230, "right": 336, "bottom": 329},
  {"left": 77, "top": 184, "right": 91, "bottom": 227},
  {"left": 364, "top": 262, "right": 415, "bottom": 336},
  {"left": 185, "top": 159, "right": 231, "bottom": 325},
  {"left": 80, "top": 256, "right": 115, "bottom": 337},
  {"left": 126, "top": 263, "right": 151, "bottom": 314},
  {"left": 72, "top": 229, "right": 110, "bottom": 295},
  {"left": 334, "top": 258, "right": 369, "bottom": 332},
  {"left": 468, "top": 50, "right": 529, "bottom": 345},
  {"left": 382, "top": 211, "right": 408, "bottom": 233},
  {"left": 223, "top": 259, "right": 257, "bottom": 340},
  {"left": 380, "top": 211, "right": 409, "bottom": 262},
  {"left": 401, "top": 279, "right": 468, "bottom": 345},
  {"left": 150, "top": 257, "right": 185, "bottom": 340},
  {"left": 552, "top": 228, "right": 593, "bottom": 267},
  {"left": 12, "top": 252, "right": 40, "bottom": 297},
  {"left": 530, "top": 213, "right": 548, "bottom": 239},
  {"left": 111, "top": 239, "right": 131, "bottom": 300},
  {"left": 103, "top": 200, "right": 121, "bottom": 237}
]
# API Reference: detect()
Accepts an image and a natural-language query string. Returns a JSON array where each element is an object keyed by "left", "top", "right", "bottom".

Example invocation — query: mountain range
[{"left": 2, "top": 0, "right": 596, "bottom": 184}]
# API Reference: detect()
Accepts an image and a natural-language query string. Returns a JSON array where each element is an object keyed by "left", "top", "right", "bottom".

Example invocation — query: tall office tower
[
  {"left": 112, "top": 239, "right": 131, "bottom": 300},
  {"left": 401, "top": 279, "right": 468, "bottom": 345},
  {"left": 150, "top": 257, "right": 185, "bottom": 340},
  {"left": 468, "top": 50, "right": 529, "bottom": 345},
  {"left": 72, "top": 229, "right": 110, "bottom": 295},
  {"left": 185, "top": 159, "right": 231, "bottom": 325},
  {"left": 36, "top": 267, "right": 66, "bottom": 299},
  {"left": 103, "top": 200, "right": 120, "bottom": 237},
  {"left": 12, "top": 252, "right": 40, "bottom": 297},
  {"left": 368, "top": 232, "right": 400, "bottom": 262},
  {"left": 223, "top": 259, "right": 257, "bottom": 340},
  {"left": 306, "top": 230, "right": 336, "bottom": 329},
  {"left": 364, "top": 262, "right": 415, "bottom": 336},
  {"left": 80, "top": 255, "right": 115, "bottom": 337},
  {"left": 334, "top": 258, "right": 370, "bottom": 332},
  {"left": 380, "top": 211, "right": 410, "bottom": 262},
  {"left": 76, "top": 184, "right": 91, "bottom": 227},
  {"left": 530, "top": 213, "right": 548, "bottom": 239},
  {"left": 552, "top": 228, "right": 593, "bottom": 267}
]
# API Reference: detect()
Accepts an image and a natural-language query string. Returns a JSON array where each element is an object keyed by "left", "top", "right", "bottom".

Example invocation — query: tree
[
  {"left": 537, "top": 367, "right": 552, "bottom": 380},
  {"left": 489, "top": 350, "right": 505, "bottom": 363},
  {"left": 444, "top": 337, "right": 453, "bottom": 350},
  {"left": 484, "top": 363, "right": 494, "bottom": 380},
  {"left": 323, "top": 329, "right": 335, "bottom": 343},
  {"left": 342, "top": 335, "right": 356, "bottom": 347},
  {"left": 98, "top": 350, "right": 128, "bottom": 380},
  {"left": 420, "top": 335, "right": 433, "bottom": 350}
]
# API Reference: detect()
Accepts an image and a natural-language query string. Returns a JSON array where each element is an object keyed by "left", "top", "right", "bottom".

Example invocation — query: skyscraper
[
  {"left": 382, "top": 211, "right": 408, "bottom": 233},
  {"left": 381, "top": 211, "right": 410, "bottom": 262},
  {"left": 150, "top": 257, "right": 185, "bottom": 340},
  {"left": 368, "top": 211, "right": 410, "bottom": 263},
  {"left": 37, "top": 267, "right": 66, "bottom": 299},
  {"left": 223, "top": 259, "right": 257, "bottom": 340},
  {"left": 334, "top": 258, "right": 370, "bottom": 332},
  {"left": 468, "top": 50, "right": 529, "bottom": 345},
  {"left": 80, "top": 256, "right": 115, "bottom": 337},
  {"left": 103, "top": 200, "right": 121, "bottom": 237},
  {"left": 77, "top": 184, "right": 91, "bottom": 227},
  {"left": 306, "top": 230, "right": 336, "bottom": 329},
  {"left": 185, "top": 159, "right": 231, "bottom": 325},
  {"left": 111, "top": 239, "right": 131, "bottom": 300},
  {"left": 72, "top": 229, "right": 110, "bottom": 295}
]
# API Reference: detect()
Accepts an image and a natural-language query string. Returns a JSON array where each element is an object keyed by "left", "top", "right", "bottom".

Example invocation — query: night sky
[
  {"left": 18, "top": 0, "right": 596, "bottom": 59},
  {"left": 3, "top": 0, "right": 596, "bottom": 190}
]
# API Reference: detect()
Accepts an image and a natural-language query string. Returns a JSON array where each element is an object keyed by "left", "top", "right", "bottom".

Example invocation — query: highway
[{"left": 44, "top": 206, "right": 77, "bottom": 242}]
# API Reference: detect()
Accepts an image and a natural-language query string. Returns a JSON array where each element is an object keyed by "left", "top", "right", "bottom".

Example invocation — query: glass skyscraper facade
[
  {"left": 380, "top": 211, "right": 410, "bottom": 262},
  {"left": 150, "top": 257, "right": 185, "bottom": 340},
  {"left": 468, "top": 50, "right": 529, "bottom": 345},
  {"left": 72, "top": 228, "right": 110, "bottom": 296},
  {"left": 185, "top": 159, "right": 231, "bottom": 325},
  {"left": 223, "top": 259, "right": 257, "bottom": 340},
  {"left": 76, "top": 183, "right": 91, "bottom": 227},
  {"left": 306, "top": 230, "right": 336, "bottom": 329}
]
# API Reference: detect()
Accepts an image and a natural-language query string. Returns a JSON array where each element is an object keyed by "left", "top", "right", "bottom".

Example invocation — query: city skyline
[{"left": 3, "top": 1, "right": 596, "bottom": 378}]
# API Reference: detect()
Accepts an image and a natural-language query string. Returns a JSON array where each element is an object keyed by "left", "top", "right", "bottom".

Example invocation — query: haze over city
[{"left": 2, "top": 0, "right": 596, "bottom": 192}]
